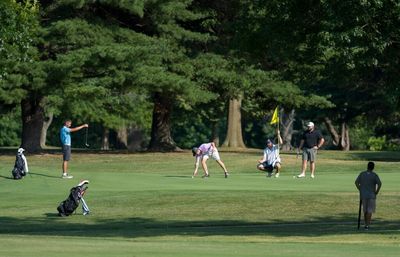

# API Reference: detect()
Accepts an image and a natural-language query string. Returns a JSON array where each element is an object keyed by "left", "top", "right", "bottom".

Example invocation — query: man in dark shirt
[
  {"left": 355, "top": 162, "right": 382, "bottom": 230},
  {"left": 297, "top": 122, "right": 324, "bottom": 178}
]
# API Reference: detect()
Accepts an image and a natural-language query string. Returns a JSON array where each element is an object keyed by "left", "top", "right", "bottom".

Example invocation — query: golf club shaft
[{"left": 357, "top": 199, "right": 362, "bottom": 230}]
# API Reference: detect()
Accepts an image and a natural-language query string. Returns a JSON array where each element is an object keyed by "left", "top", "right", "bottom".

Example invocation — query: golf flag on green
[{"left": 270, "top": 107, "right": 279, "bottom": 125}]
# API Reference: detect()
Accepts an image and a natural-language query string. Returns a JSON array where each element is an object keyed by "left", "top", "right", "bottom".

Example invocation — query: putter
[
  {"left": 85, "top": 127, "right": 90, "bottom": 147},
  {"left": 357, "top": 199, "right": 362, "bottom": 230}
]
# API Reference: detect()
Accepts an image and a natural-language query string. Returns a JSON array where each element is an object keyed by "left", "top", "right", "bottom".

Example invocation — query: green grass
[{"left": 0, "top": 150, "right": 399, "bottom": 257}]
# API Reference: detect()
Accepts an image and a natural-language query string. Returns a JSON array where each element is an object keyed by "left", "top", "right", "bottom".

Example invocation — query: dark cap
[
  {"left": 192, "top": 147, "right": 198, "bottom": 156},
  {"left": 266, "top": 139, "right": 272, "bottom": 145}
]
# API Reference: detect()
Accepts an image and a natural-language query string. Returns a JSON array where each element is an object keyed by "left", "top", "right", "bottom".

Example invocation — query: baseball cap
[
  {"left": 307, "top": 121, "right": 314, "bottom": 127},
  {"left": 192, "top": 147, "right": 199, "bottom": 156},
  {"left": 266, "top": 139, "right": 272, "bottom": 145},
  {"left": 17, "top": 148, "right": 25, "bottom": 154}
]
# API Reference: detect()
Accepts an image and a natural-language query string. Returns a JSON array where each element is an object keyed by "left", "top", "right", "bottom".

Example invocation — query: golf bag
[
  {"left": 57, "top": 180, "right": 90, "bottom": 216},
  {"left": 12, "top": 148, "right": 28, "bottom": 180}
]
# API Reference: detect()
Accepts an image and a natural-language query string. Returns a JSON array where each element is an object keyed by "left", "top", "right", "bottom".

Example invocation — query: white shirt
[{"left": 263, "top": 145, "right": 281, "bottom": 166}]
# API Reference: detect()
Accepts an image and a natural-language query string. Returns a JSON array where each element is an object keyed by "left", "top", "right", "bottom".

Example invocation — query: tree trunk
[
  {"left": 211, "top": 121, "right": 220, "bottom": 146},
  {"left": 148, "top": 93, "right": 181, "bottom": 151},
  {"left": 340, "top": 122, "right": 350, "bottom": 151},
  {"left": 222, "top": 97, "right": 246, "bottom": 148},
  {"left": 323, "top": 117, "right": 350, "bottom": 151},
  {"left": 40, "top": 112, "right": 54, "bottom": 148},
  {"left": 101, "top": 127, "right": 110, "bottom": 150},
  {"left": 324, "top": 117, "right": 340, "bottom": 146},
  {"left": 115, "top": 125, "right": 128, "bottom": 149},
  {"left": 127, "top": 125, "right": 146, "bottom": 151},
  {"left": 21, "top": 98, "right": 44, "bottom": 153},
  {"left": 281, "top": 109, "right": 295, "bottom": 151}
]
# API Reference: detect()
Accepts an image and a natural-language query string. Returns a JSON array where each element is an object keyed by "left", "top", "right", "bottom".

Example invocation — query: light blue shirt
[
  {"left": 60, "top": 126, "right": 71, "bottom": 146},
  {"left": 263, "top": 144, "right": 281, "bottom": 166}
]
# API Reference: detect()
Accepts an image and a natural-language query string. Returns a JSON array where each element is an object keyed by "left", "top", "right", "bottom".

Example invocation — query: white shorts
[{"left": 202, "top": 149, "right": 221, "bottom": 161}]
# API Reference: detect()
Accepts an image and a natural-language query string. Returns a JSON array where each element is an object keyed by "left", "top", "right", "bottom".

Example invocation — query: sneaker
[
  {"left": 83, "top": 212, "right": 90, "bottom": 216},
  {"left": 224, "top": 172, "right": 229, "bottom": 178},
  {"left": 296, "top": 174, "right": 305, "bottom": 178},
  {"left": 266, "top": 172, "right": 273, "bottom": 177},
  {"left": 202, "top": 174, "right": 210, "bottom": 178},
  {"left": 275, "top": 173, "right": 280, "bottom": 178},
  {"left": 62, "top": 173, "right": 73, "bottom": 179},
  {"left": 311, "top": 174, "right": 315, "bottom": 179}
]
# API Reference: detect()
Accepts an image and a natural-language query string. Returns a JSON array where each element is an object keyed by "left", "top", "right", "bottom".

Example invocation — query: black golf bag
[
  {"left": 12, "top": 149, "right": 28, "bottom": 180},
  {"left": 57, "top": 184, "right": 88, "bottom": 216}
]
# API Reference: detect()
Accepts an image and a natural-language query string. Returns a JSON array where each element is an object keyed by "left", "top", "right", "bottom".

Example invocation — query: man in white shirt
[{"left": 257, "top": 135, "right": 282, "bottom": 178}]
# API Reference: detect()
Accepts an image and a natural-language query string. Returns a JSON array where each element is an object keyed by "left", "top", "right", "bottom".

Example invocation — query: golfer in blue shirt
[{"left": 60, "top": 120, "right": 88, "bottom": 178}]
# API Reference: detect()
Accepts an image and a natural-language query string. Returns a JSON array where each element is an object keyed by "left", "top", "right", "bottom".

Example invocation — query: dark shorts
[
  {"left": 362, "top": 198, "right": 376, "bottom": 213},
  {"left": 258, "top": 162, "right": 279, "bottom": 172},
  {"left": 62, "top": 145, "right": 71, "bottom": 161}
]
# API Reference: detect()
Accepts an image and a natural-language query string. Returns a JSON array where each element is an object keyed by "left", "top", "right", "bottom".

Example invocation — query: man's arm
[
  {"left": 277, "top": 129, "right": 283, "bottom": 145},
  {"left": 355, "top": 176, "right": 361, "bottom": 191},
  {"left": 299, "top": 139, "right": 304, "bottom": 150},
  {"left": 375, "top": 176, "right": 382, "bottom": 195},
  {"left": 70, "top": 124, "right": 89, "bottom": 132},
  {"left": 317, "top": 137, "right": 325, "bottom": 149},
  {"left": 258, "top": 151, "right": 267, "bottom": 163},
  {"left": 193, "top": 157, "right": 200, "bottom": 173}
]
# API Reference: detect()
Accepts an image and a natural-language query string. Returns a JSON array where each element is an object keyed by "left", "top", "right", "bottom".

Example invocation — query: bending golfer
[
  {"left": 192, "top": 142, "right": 229, "bottom": 178},
  {"left": 297, "top": 122, "right": 324, "bottom": 178},
  {"left": 60, "top": 120, "right": 88, "bottom": 179},
  {"left": 257, "top": 131, "right": 283, "bottom": 177},
  {"left": 355, "top": 162, "right": 382, "bottom": 230}
]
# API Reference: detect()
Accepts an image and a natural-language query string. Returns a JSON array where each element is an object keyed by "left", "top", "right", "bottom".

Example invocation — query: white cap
[
  {"left": 17, "top": 148, "right": 25, "bottom": 154},
  {"left": 307, "top": 122, "right": 314, "bottom": 127}
]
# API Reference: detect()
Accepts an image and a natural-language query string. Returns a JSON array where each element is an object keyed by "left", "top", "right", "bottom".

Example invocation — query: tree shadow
[
  {"left": 349, "top": 151, "right": 400, "bottom": 162},
  {"left": 0, "top": 213, "right": 398, "bottom": 238},
  {"left": 29, "top": 172, "right": 60, "bottom": 179}
]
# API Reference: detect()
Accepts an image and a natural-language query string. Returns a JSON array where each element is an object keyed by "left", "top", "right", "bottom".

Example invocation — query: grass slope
[{"left": 0, "top": 150, "right": 399, "bottom": 257}]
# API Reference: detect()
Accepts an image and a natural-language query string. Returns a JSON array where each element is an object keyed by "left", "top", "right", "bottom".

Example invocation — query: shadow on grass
[
  {"left": 0, "top": 214, "right": 398, "bottom": 238},
  {"left": 348, "top": 151, "right": 400, "bottom": 162},
  {"left": 29, "top": 172, "right": 60, "bottom": 179},
  {"left": 0, "top": 175, "right": 13, "bottom": 180}
]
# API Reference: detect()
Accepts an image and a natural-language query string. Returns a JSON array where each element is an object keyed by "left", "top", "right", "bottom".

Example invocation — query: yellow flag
[{"left": 270, "top": 107, "right": 279, "bottom": 125}]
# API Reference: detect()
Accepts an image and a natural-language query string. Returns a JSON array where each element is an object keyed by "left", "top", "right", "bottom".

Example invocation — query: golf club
[
  {"left": 85, "top": 127, "right": 90, "bottom": 147},
  {"left": 357, "top": 199, "right": 362, "bottom": 230}
]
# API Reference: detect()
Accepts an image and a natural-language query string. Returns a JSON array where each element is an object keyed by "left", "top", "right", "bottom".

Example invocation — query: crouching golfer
[
  {"left": 257, "top": 133, "right": 282, "bottom": 177},
  {"left": 355, "top": 162, "right": 382, "bottom": 230},
  {"left": 192, "top": 142, "right": 229, "bottom": 178},
  {"left": 60, "top": 120, "right": 89, "bottom": 179}
]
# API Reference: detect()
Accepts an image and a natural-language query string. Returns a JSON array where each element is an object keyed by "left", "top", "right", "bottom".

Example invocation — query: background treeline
[{"left": 1, "top": 0, "right": 399, "bottom": 152}]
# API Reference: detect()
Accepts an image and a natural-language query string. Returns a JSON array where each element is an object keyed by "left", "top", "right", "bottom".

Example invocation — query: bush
[{"left": 367, "top": 136, "right": 386, "bottom": 151}]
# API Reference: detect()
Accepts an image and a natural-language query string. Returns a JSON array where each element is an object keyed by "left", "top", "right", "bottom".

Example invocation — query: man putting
[
  {"left": 297, "top": 121, "right": 324, "bottom": 178},
  {"left": 355, "top": 162, "right": 382, "bottom": 230},
  {"left": 257, "top": 131, "right": 283, "bottom": 178},
  {"left": 60, "top": 120, "right": 88, "bottom": 179},
  {"left": 192, "top": 142, "right": 229, "bottom": 178}
]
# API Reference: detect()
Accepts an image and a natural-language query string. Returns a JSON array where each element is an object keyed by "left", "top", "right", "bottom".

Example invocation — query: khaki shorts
[
  {"left": 362, "top": 198, "right": 376, "bottom": 213},
  {"left": 202, "top": 149, "right": 221, "bottom": 161},
  {"left": 302, "top": 148, "right": 317, "bottom": 162}
]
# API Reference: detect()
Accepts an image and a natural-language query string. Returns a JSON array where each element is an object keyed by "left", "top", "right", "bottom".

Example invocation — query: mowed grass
[{"left": 0, "top": 150, "right": 399, "bottom": 257}]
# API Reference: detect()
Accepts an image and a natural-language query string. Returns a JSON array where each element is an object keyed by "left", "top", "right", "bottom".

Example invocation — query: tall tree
[{"left": 0, "top": 0, "right": 42, "bottom": 151}]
